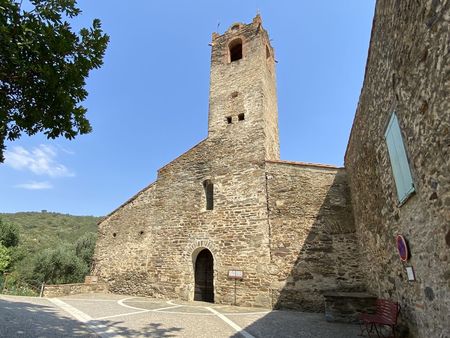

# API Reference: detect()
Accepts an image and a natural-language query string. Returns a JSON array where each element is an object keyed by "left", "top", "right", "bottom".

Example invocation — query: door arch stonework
[
  {"left": 184, "top": 237, "right": 217, "bottom": 301},
  {"left": 193, "top": 248, "right": 214, "bottom": 302}
]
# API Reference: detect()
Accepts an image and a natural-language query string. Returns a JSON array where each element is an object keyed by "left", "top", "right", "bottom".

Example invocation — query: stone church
[
  {"left": 93, "top": 15, "right": 364, "bottom": 311},
  {"left": 94, "top": 2, "right": 449, "bottom": 336}
]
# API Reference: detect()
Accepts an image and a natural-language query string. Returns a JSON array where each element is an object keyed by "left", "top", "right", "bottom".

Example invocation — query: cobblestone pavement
[{"left": 0, "top": 293, "right": 361, "bottom": 337}]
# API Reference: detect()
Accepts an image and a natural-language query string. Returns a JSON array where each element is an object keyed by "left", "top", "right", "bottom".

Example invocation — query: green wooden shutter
[{"left": 385, "top": 113, "right": 415, "bottom": 203}]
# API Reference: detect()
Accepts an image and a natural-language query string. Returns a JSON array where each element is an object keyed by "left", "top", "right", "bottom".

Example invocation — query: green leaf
[{"left": 0, "top": 0, "right": 109, "bottom": 162}]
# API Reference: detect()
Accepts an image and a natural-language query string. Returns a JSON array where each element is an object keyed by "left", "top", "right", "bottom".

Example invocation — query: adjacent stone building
[
  {"left": 345, "top": 1, "right": 449, "bottom": 337},
  {"left": 94, "top": 2, "right": 449, "bottom": 336},
  {"left": 93, "top": 15, "right": 364, "bottom": 311}
]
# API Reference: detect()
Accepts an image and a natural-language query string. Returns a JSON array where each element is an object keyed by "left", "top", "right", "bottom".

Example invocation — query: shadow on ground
[
  {"left": 90, "top": 320, "right": 183, "bottom": 337},
  {"left": 0, "top": 298, "right": 183, "bottom": 337},
  {"left": 229, "top": 310, "right": 361, "bottom": 338},
  {"left": 228, "top": 173, "right": 365, "bottom": 337}
]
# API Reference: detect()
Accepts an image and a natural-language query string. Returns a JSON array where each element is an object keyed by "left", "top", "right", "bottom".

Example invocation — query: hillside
[{"left": 0, "top": 212, "right": 101, "bottom": 256}]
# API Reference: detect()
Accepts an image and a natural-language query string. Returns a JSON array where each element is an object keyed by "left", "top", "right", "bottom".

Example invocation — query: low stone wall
[{"left": 43, "top": 282, "right": 108, "bottom": 297}]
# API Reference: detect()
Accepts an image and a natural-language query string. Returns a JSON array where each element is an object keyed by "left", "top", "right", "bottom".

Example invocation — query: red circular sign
[{"left": 396, "top": 235, "right": 409, "bottom": 262}]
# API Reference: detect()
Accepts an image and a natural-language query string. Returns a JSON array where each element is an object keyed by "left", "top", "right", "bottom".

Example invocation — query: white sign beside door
[{"left": 228, "top": 270, "right": 243, "bottom": 280}]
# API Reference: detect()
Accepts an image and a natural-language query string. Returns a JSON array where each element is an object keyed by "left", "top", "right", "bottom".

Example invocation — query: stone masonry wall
[
  {"left": 93, "top": 181, "right": 161, "bottom": 296},
  {"left": 94, "top": 15, "right": 364, "bottom": 313},
  {"left": 94, "top": 155, "right": 364, "bottom": 311},
  {"left": 345, "top": 1, "right": 449, "bottom": 337},
  {"left": 266, "top": 161, "right": 365, "bottom": 311},
  {"left": 94, "top": 125, "right": 273, "bottom": 307},
  {"left": 94, "top": 18, "right": 277, "bottom": 308},
  {"left": 208, "top": 16, "right": 279, "bottom": 160}
]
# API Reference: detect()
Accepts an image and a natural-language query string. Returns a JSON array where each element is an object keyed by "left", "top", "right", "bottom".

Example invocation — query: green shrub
[
  {"left": 75, "top": 232, "right": 97, "bottom": 266},
  {"left": 0, "top": 245, "right": 11, "bottom": 273},
  {"left": 33, "top": 244, "right": 89, "bottom": 284},
  {"left": 0, "top": 218, "right": 19, "bottom": 248}
]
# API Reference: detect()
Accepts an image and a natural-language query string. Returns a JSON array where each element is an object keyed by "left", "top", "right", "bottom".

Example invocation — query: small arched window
[
  {"left": 203, "top": 180, "right": 214, "bottom": 210},
  {"left": 229, "top": 38, "right": 243, "bottom": 62}
]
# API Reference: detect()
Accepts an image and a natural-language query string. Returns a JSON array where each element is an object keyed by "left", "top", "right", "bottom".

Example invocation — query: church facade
[
  {"left": 93, "top": 2, "right": 449, "bottom": 336},
  {"left": 93, "top": 15, "right": 364, "bottom": 310}
]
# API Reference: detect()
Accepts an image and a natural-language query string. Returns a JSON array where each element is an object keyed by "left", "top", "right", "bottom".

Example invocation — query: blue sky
[{"left": 0, "top": 1, "right": 376, "bottom": 216}]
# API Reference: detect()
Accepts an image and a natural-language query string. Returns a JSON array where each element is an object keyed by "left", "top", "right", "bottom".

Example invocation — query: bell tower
[{"left": 207, "top": 15, "right": 280, "bottom": 161}]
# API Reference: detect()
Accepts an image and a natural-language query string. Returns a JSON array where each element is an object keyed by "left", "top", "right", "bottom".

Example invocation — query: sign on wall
[
  {"left": 228, "top": 270, "right": 243, "bottom": 280},
  {"left": 396, "top": 234, "right": 409, "bottom": 262},
  {"left": 406, "top": 266, "right": 416, "bottom": 281}
]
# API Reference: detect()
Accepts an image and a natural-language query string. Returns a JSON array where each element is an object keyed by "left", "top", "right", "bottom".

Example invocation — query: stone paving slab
[
  {"left": 0, "top": 295, "right": 97, "bottom": 338},
  {"left": 120, "top": 300, "right": 175, "bottom": 311},
  {"left": 167, "top": 299, "right": 270, "bottom": 314},
  {"left": 92, "top": 310, "right": 236, "bottom": 338},
  {"left": 0, "top": 293, "right": 363, "bottom": 337},
  {"left": 63, "top": 298, "right": 135, "bottom": 319},
  {"left": 227, "top": 311, "right": 361, "bottom": 338},
  {"left": 61, "top": 293, "right": 126, "bottom": 300}
]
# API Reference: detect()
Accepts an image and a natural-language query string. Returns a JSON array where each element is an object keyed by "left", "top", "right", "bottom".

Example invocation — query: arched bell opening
[{"left": 229, "top": 38, "right": 243, "bottom": 62}]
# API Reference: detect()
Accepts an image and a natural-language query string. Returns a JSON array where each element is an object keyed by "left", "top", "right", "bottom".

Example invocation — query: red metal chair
[{"left": 359, "top": 299, "right": 400, "bottom": 338}]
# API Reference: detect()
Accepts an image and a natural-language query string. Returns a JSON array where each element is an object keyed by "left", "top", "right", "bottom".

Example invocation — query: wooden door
[{"left": 194, "top": 249, "right": 214, "bottom": 302}]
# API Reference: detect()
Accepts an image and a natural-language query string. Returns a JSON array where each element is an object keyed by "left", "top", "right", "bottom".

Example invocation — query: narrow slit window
[
  {"left": 229, "top": 39, "right": 243, "bottom": 62},
  {"left": 203, "top": 180, "right": 214, "bottom": 210},
  {"left": 238, "top": 113, "right": 245, "bottom": 121}
]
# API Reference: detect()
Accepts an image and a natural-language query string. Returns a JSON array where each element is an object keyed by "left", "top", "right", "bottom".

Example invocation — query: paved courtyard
[{"left": 0, "top": 293, "right": 361, "bottom": 337}]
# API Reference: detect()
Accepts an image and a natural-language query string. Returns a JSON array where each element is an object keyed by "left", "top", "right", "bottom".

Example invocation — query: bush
[
  {"left": 0, "top": 215, "right": 98, "bottom": 294},
  {"left": 0, "top": 245, "right": 11, "bottom": 273},
  {"left": 75, "top": 232, "right": 97, "bottom": 266},
  {"left": 33, "top": 244, "right": 89, "bottom": 284},
  {"left": 0, "top": 218, "right": 19, "bottom": 248},
  {"left": 1, "top": 278, "right": 39, "bottom": 297}
]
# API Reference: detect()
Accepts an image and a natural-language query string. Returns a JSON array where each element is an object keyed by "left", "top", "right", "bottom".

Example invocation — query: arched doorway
[{"left": 194, "top": 249, "right": 214, "bottom": 302}]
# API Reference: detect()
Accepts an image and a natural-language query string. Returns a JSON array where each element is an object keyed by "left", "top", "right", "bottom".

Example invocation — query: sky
[{"left": 0, "top": 1, "right": 376, "bottom": 216}]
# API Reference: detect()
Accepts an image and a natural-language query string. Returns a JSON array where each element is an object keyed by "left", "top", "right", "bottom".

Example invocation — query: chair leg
[
  {"left": 373, "top": 324, "right": 396, "bottom": 338},
  {"left": 373, "top": 323, "right": 382, "bottom": 338},
  {"left": 358, "top": 322, "right": 374, "bottom": 337},
  {"left": 358, "top": 322, "right": 367, "bottom": 336}
]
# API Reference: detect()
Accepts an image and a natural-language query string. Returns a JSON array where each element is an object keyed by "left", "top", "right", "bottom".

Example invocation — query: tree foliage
[
  {"left": 0, "top": 218, "right": 19, "bottom": 274},
  {"left": 0, "top": 212, "right": 99, "bottom": 274},
  {"left": 0, "top": 244, "right": 11, "bottom": 272},
  {"left": 32, "top": 243, "right": 88, "bottom": 284},
  {"left": 0, "top": 0, "right": 109, "bottom": 162},
  {"left": 75, "top": 232, "right": 96, "bottom": 266},
  {"left": 0, "top": 217, "right": 19, "bottom": 247},
  {"left": 0, "top": 213, "right": 99, "bottom": 292}
]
